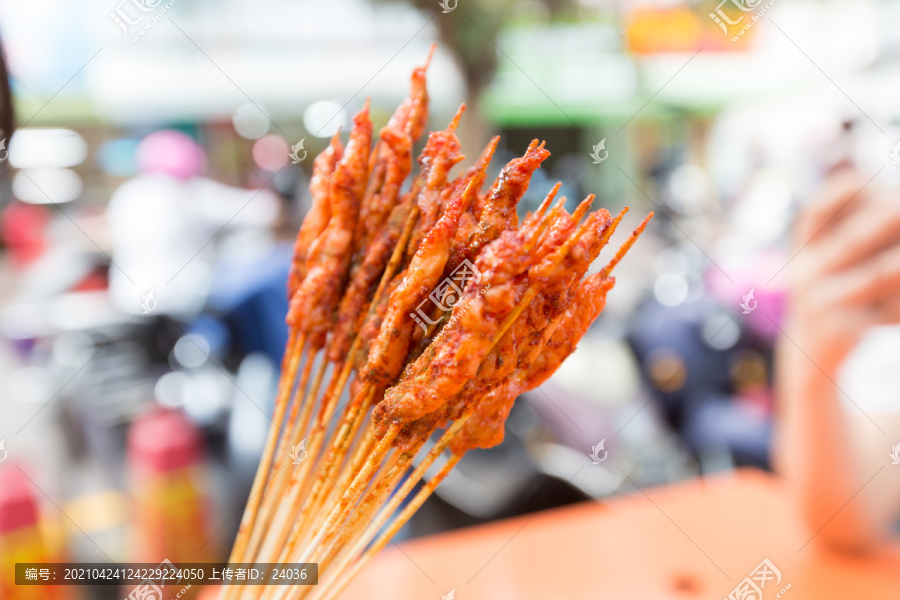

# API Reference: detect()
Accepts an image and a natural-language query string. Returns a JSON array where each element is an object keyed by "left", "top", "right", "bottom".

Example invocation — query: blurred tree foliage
[
  {"left": 378, "top": 0, "right": 572, "bottom": 98},
  {"left": 377, "top": 0, "right": 573, "bottom": 149}
]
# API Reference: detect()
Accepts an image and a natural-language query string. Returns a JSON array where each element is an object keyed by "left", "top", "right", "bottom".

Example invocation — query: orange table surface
[{"left": 344, "top": 469, "right": 900, "bottom": 599}]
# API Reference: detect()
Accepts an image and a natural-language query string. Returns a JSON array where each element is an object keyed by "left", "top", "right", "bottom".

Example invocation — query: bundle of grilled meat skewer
[{"left": 221, "top": 47, "right": 651, "bottom": 600}]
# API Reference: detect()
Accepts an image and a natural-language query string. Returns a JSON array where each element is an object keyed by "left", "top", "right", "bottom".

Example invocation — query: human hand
[{"left": 782, "top": 170, "right": 900, "bottom": 376}]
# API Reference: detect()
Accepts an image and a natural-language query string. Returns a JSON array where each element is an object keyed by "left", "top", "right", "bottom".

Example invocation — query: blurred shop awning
[
  {"left": 480, "top": 22, "right": 642, "bottom": 127},
  {"left": 480, "top": 22, "right": 789, "bottom": 127},
  {"left": 478, "top": 15, "right": 888, "bottom": 128}
]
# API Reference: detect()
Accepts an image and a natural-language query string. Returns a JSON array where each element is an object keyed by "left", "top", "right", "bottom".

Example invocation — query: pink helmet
[{"left": 136, "top": 130, "right": 205, "bottom": 179}]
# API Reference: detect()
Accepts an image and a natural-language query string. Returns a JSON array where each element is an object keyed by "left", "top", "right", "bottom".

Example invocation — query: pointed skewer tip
[
  {"left": 572, "top": 194, "right": 596, "bottom": 223},
  {"left": 535, "top": 183, "right": 562, "bottom": 219},
  {"left": 448, "top": 104, "right": 466, "bottom": 132},
  {"left": 601, "top": 211, "right": 653, "bottom": 277},
  {"left": 424, "top": 43, "right": 437, "bottom": 70}
]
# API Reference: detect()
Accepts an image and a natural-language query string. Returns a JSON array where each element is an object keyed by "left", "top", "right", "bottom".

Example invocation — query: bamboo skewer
[
  {"left": 293, "top": 423, "right": 402, "bottom": 564},
  {"left": 226, "top": 332, "right": 304, "bottom": 558},
  {"left": 273, "top": 348, "right": 318, "bottom": 459},
  {"left": 291, "top": 387, "right": 377, "bottom": 547},
  {"left": 222, "top": 332, "right": 306, "bottom": 600},
  {"left": 224, "top": 51, "right": 651, "bottom": 600},
  {"left": 308, "top": 238, "right": 626, "bottom": 590},
  {"left": 275, "top": 204, "right": 550, "bottom": 586},
  {"left": 269, "top": 198, "right": 419, "bottom": 561},
  {"left": 262, "top": 430, "right": 406, "bottom": 600},
  {"left": 257, "top": 201, "right": 423, "bottom": 570},
  {"left": 310, "top": 454, "right": 462, "bottom": 600},
  {"left": 280, "top": 386, "right": 377, "bottom": 561},
  {"left": 246, "top": 348, "right": 323, "bottom": 560},
  {"left": 295, "top": 454, "right": 418, "bottom": 600},
  {"left": 301, "top": 201, "right": 606, "bottom": 593},
  {"left": 256, "top": 415, "right": 331, "bottom": 563},
  {"left": 292, "top": 267, "right": 547, "bottom": 596},
  {"left": 255, "top": 362, "right": 359, "bottom": 563},
  {"left": 315, "top": 437, "right": 424, "bottom": 567},
  {"left": 301, "top": 374, "right": 497, "bottom": 599}
]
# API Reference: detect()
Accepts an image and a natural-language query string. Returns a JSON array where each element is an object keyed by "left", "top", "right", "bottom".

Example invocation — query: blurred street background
[{"left": 0, "top": 0, "right": 899, "bottom": 598}]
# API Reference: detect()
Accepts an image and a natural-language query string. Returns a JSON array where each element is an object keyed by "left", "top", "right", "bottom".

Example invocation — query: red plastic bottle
[
  {"left": 0, "top": 466, "right": 62, "bottom": 600},
  {"left": 128, "top": 410, "right": 211, "bottom": 599}
]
